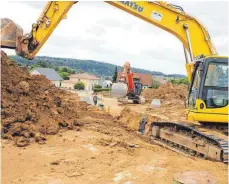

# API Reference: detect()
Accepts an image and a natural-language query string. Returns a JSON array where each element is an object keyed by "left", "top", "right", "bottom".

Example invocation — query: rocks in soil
[
  {"left": 15, "top": 137, "right": 30, "bottom": 147},
  {"left": 65, "top": 171, "right": 83, "bottom": 178},
  {"left": 1, "top": 50, "right": 109, "bottom": 146},
  {"left": 50, "top": 160, "right": 60, "bottom": 165}
]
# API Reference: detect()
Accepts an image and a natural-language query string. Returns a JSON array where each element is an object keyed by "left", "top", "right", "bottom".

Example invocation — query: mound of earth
[
  {"left": 1, "top": 51, "right": 110, "bottom": 146},
  {"left": 117, "top": 107, "right": 162, "bottom": 131},
  {"left": 142, "top": 82, "right": 188, "bottom": 107}
]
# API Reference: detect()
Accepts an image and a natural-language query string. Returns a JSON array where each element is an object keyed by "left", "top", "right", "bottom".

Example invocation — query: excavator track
[{"left": 150, "top": 122, "right": 228, "bottom": 163}]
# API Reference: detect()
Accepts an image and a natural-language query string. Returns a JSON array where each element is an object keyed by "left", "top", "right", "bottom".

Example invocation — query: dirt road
[{"left": 2, "top": 114, "right": 228, "bottom": 184}]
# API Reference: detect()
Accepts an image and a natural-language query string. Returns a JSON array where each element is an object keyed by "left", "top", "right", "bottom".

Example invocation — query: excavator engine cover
[
  {"left": 0, "top": 18, "right": 23, "bottom": 49},
  {"left": 111, "top": 82, "right": 128, "bottom": 98}
]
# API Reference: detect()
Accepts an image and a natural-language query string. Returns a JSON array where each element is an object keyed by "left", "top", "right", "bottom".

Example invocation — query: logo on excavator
[{"left": 118, "top": 1, "right": 144, "bottom": 13}]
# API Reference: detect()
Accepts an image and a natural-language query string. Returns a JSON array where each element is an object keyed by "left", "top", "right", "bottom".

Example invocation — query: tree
[
  {"left": 112, "top": 66, "right": 118, "bottom": 82},
  {"left": 74, "top": 82, "right": 85, "bottom": 90},
  {"left": 58, "top": 72, "right": 69, "bottom": 80},
  {"left": 71, "top": 70, "right": 76, "bottom": 74},
  {"left": 78, "top": 69, "right": 84, "bottom": 74},
  {"left": 169, "top": 77, "right": 189, "bottom": 85},
  {"left": 152, "top": 78, "right": 161, "bottom": 89},
  {"left": 54, "top": 66, "right": 59, "bottom": 71},
  {"left": 37, "top": 60, "right": 49, "bottom": 68},
  {"left": 62, "top": 67, "right": 69, "bottom": 72}
]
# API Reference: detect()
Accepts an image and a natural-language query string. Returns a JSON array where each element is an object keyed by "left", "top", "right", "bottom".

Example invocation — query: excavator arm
[
  {"left": 1, "top": 1, "right": 218, "bottom": 80},
  {"left": 1, "top": 1, "right": 76, "bottom": 59},
  {"left": 1, "top": 1, "right": 217, "bottom": 59}
]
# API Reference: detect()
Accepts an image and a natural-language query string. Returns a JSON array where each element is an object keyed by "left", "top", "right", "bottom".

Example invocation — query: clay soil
[{"left": 1, "top": 51, "right": 228, "bottom": 184}]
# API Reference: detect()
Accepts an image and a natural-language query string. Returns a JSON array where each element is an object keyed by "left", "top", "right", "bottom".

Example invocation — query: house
[
  {"left": 117, "top": 72, "right": 152, "bottom": 89},
  {"left": 30, "top": 68, "right": 63, "bottom": 87},
  {"left": 62, "top": 73, "right": 99, "bottom": 90}
]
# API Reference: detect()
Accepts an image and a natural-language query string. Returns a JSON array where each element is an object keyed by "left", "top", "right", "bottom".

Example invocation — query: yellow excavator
[{"left": 1, "top": 1, "right": 228, "bottom": 162}]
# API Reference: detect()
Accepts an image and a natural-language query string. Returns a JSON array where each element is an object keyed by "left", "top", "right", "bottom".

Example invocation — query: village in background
[{"left": 10, "top": 55, "right": 189, "bottom": 92}]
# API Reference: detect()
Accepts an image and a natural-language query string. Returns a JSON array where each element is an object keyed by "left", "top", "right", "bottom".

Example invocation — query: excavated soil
[
  {"left": 118, "top": 107, "right": 163, "bottom": 131},
  {"left": 1, "top": 51, "right": 111, "bottom": 146},
  {"left": 142, "top": 82, "right": 188, "bottom": 107},
  {"left": 1, "top": 51, "right": 228, "bottom": 184}
]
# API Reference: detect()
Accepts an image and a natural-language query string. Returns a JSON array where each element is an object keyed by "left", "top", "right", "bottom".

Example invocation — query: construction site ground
[{"left": 1, "top": 51, "right": 228, "bottom": 184}]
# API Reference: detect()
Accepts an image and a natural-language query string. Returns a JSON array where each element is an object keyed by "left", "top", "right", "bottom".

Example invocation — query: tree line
[{"left": 9, "top": 55, "right": 187, "bottom": 79}]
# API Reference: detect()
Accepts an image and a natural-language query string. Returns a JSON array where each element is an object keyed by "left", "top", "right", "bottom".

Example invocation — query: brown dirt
[
  {"left": 2, "top": 118, "right": 228, "bottom": 184},
  {"left": 1, "top": 51, "right": 228, "bottom": 184},
  {"left": 1, "top": 51, "right": 111, "bottom": 146},
  {"left": 142, "top": 82, "right": 188, "bottom": 108},
  {"left": 118, "top": 107, "right": 163, "bottom": 131}
]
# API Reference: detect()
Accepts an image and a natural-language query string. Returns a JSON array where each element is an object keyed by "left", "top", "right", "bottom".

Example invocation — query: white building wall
[
  {"left": 30, "top": 70, "right": 40, "bottom": 75},
  {"left": 51, "top": 80, "right": 61, "bottom": 87}
]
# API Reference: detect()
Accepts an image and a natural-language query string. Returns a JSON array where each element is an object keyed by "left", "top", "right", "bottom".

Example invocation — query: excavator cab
[
  {"left": 187, "top": 56, "right": 228, "bottom": 123},
  {"left": 133, "top": 78, "right": 143, "bottom": 96}
]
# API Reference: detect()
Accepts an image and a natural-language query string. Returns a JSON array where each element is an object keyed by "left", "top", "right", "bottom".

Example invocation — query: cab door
[{"left": 187, "top": 62, "right": 202, "bottom": 110}]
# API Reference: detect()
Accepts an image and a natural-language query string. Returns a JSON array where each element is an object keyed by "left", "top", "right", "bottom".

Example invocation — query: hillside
[{"left": 9, "top": 55, "right": 186, "bottom": 78}]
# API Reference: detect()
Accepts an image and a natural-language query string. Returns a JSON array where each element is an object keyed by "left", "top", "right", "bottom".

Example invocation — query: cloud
[
  {"left": 85, "top": 25, "right": 107, "bottom": 37},
  {"left": 1, "top": 1, "right": 228, "bottom": 75}
]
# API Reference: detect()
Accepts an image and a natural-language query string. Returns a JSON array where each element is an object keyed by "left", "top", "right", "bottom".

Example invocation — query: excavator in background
[
  {"left": 1, "top": 1, "right": 228, "bottom": 163},
  {"left": 111, "top": 61, "right": 145, "bottom": 104}
]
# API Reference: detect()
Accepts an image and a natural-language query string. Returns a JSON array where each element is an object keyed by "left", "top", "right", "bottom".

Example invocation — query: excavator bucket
[
  {"left": 1, "top": 18, "right": 23, "bottom": 49},
  {"left": 111, "top": 82, "right": 128, "bottom": 98}
]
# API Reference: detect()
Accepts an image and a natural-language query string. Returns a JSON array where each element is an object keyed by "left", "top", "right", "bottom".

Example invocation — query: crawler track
[{"left": 150, "top": 122, "right": 228, "bottom": 163}]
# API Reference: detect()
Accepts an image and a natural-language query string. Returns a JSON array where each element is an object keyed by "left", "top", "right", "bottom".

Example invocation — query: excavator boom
[{"left": 1, "top": 1, "right": 217, "bottom": 59}]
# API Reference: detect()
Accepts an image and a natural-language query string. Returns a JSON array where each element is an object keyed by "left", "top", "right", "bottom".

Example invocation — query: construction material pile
[
  {"left": 142, "top": 82, "right": 188, "bottom": 107},
  {"left": 1, "top": 51, "right": 98, "bottom": 146}
]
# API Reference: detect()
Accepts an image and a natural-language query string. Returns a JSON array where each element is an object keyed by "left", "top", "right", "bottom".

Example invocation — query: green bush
[
  {"left": 58, "top": 72, "right": 69, "bottom": 80},
  {"left": 169, "top": 77, "right": 189, "bottom": 85},
  {"left": 74, "top": 82, "right": 85, "bottom": 90},
  {"left": 93, "top": 88, "right": 111, "bottom": 92},
  {"left": 93, "top": 84, "right": 102, "bottom": 89},
  {"left": 152, "top": 78, "right": 161, "bottom": 89}
]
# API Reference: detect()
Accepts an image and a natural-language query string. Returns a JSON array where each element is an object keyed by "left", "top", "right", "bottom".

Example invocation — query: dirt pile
[
  {"left": 1, "top": 51, "right": 108, "bottom": 146},
  {"left": 117, "top": 107, "right": 162, "bottom": 130},
  {"left": 142, "top": 82, "right": 188, "bottom": 107}
]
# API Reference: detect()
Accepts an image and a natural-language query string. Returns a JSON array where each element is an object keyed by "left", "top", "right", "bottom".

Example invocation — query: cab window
[{"left": 203, "top": 62, "right": 228, "bottom": 108}]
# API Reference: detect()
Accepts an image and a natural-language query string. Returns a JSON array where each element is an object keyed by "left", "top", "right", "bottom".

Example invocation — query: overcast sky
[{"left": 1, "top": 1, "right": 228, "bottom": 74}]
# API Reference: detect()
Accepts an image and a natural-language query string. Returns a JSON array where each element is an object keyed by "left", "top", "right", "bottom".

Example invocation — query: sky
[{"left": 0, "top": 1, "right": 228, "bottom": 75}]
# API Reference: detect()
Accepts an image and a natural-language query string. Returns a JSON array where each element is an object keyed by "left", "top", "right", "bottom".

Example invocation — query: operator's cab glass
[
  {"left": 188, "top": 57, "right": 228, "bottom": 109},
  {"left": 203, "top": 61, "right": 228, "bottom": 108}
]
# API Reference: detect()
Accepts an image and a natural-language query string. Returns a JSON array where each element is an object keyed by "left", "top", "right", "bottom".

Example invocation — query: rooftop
[
  {"left": 117, "top": 72, "right": 152, "bottom": 86},
  {"left": 32, "top": 68, "right": 63, "bottom": 81}
]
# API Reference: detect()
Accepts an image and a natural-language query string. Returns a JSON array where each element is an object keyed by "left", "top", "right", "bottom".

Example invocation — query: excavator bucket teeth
[
  {"left": 0, "top": 18, "right": 23, "bottom": 49},
  {"left": 111, "top": 82, "right": 128, "bottom": 98}
]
